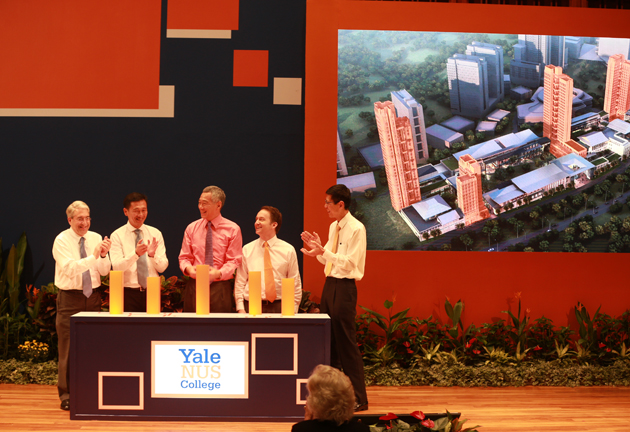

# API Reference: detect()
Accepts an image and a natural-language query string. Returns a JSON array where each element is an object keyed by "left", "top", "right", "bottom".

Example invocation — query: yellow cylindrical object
[
  {"left": 196, "top": 265, "right": 210, "bottom": 315},
  {"left": 248, "top": 271, "right": 262, "bottom": 316},
  {"left": 109, "top": 271, "right": 123, "bottom": 315},
  {"left": 281, "top": 278, "right": 294, "bottom": 316},
  {"left": 147, "top": 276, "right": 161, "bottom": 314}
]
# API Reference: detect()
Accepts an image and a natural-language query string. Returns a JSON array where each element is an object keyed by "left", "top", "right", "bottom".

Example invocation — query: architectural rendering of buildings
[
  {"left": 543, "top": 65, "right": 586, "bottom": 158},
  {"left": 517, "top": 85, "right": 593, "bottom": 125},
  {"left": 391, "top": 90, "right": 429, "bottom": 164},
  {"left": 447, "top": 54, "right": 494, "bottom": 119},
  {"left": 604, "top": 54, "right": 630, "bottom": 122},
  {"left": 456, "top": 154, "right": 489, "bottom": 226},
  {"left": 374, "top": 101, "right": 421, "bottom": 212},
  {"left": 336, "top": 127, "right": 348, "bottom": 176}
]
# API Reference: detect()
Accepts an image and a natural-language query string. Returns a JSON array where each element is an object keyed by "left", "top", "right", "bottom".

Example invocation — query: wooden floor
[{"left": 1, "top": 384, "right": 629, "bottom": 431}]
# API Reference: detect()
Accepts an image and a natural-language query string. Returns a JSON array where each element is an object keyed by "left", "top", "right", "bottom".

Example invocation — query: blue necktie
[
  {"left": 135, "top": 229, "right": 148, "bottom": 289},
  {"left": 79, "top": 237, "right": 92, "bottom": 298},
  {"left": 205, "top": 221, "right": 214, "bottom": 265}
]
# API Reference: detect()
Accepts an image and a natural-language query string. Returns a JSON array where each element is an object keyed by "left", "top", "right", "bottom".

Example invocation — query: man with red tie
[
  {"left": 235, "top": 206, "right": 302, "bottom": 314},
  {"left": 301, "top": 184, "right": 368, "bottom": 412},
  {"left": 178, "top": 186, "right": 242, "bottom": 312}
]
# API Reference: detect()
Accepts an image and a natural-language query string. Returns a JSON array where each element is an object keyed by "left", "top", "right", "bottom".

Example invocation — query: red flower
[
  {"left": 403, "top": 341, "right": 410, "bottom": 347},
  {"left": 466, "top": 338, "right": 477, "bottom": 348},
  {"left": 380, "top": 413, "right": 398, "bottom": 421},
  {"left": 473, "top": 349, "right": 481, "bottom": 355},
  {"left": 599, "top": 342, "right": 606, "bottom": 348},
  {"left": 533, "top": 345, "right": 542, "bottom": 351},
  {"left": 410, "top": 411, "right": 425, "bottom": 420},
  {"left": 421, "top": 418, "right": 435, "bottom": 428},
  {"left": 407, "top": 348, "right": 414, "bottom": 354},
  {"left": 606, "top": 348, "right": 611, "bottom": 352}
]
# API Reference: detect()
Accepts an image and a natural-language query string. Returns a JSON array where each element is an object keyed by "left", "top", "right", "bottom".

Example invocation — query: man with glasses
[
  {"left": 53, "top": 201, "right": 111, "bottom": 411},
  {"left": 110, "top": 192, "right": 168, "bottom": 312},
  {"left": 301, "top": 184, "right": 368, "bottom": 412}
]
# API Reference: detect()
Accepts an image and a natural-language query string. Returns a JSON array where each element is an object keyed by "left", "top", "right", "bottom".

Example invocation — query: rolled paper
[
  {"left": 248, "top": 271, "right": 262, "bottom": 316},
  {"left": 109, "top": 271, "right": 123, "bottom": 315},
  {"left": 147, "top": 276, "right": 161, "bottom": 314},
  {"left": 281, "top": 278, "right": 295, "bottom": 316},
  {"left": 196, "top": 265, "right": 210, "bottom": 315}
]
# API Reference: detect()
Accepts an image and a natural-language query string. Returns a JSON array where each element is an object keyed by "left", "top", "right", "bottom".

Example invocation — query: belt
[{"left": 246, "top": 299, "right": 276, "bottom": 305}]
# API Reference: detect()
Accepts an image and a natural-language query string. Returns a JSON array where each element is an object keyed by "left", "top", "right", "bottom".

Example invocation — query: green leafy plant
[{"left": 359, "top": 300, "right": 413, "bottom": 367}]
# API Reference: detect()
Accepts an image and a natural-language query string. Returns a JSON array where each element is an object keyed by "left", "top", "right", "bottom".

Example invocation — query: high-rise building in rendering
[
  {"left": 543, "top": 65, "right": 575, "bottom": 158},
  {"left": 391, "top": 90, "right": 429, "bottom": 164},
  {"left": 604, "top": 54, "right": 630, "bottom": 122},
  {"left": 456, "top": 154, "right": 489, "bottom": 226},
  {"left": 374, "top": 101, "right": 421, "bottom": 212},
  {"left": 466, "top": 42, "right": 504, "bottom": 101},
  {"left": 447, "top": 54, "right": 493, "bottom": 119},
  {"left": 511, "top": 35, "right": 566, "bottom": 88}
]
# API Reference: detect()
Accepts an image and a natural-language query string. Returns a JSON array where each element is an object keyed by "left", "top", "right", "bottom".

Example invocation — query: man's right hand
[
  {"left": 237, "top": 309, "right": 246, "bottom": 314},
  {"left": 136, "top": 239, "right": 149, "bottom": 257},
  {"left": 186, "top": 266, "right": 197, "bottom": 279}
]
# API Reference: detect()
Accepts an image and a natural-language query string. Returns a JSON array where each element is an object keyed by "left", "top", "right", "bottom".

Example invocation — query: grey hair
[
  {"left": 202, "top": 186, "right": 226, "bottom": 206},
  {"left": 66, "top": 201, "right": 90, "bottom": 219}
]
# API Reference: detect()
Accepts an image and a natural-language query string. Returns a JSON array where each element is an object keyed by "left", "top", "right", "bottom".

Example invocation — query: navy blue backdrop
[{"left": 0, "top": 0, "right": 306, "bottom": 288}]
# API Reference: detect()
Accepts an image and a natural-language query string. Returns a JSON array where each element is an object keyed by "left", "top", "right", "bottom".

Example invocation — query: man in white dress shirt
[
  {"left": 301, "top": 184, "right": 368, "bottom": 412},
  {"left": 53, "top": 201, "right": 111, "bottom": 411},
  {"left": 110, "top": 192, "right": 168, "bottom": 312},
  {"left": 235, "top": 206, "right": 302, "bottom": 314}
]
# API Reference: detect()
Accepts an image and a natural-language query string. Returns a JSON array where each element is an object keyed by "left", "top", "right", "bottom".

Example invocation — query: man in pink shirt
[{"left": 178, "top": 186, "right": 243, "bottom": 312}]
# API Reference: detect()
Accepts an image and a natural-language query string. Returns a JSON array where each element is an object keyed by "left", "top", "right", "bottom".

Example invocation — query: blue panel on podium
[{"left": 69, "top": 313, "right": 330, "bottom": 421}]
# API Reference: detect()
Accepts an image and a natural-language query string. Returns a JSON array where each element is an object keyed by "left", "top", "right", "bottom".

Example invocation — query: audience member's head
[{"left": 306, "top": 365, "right": 355, "bottom": 425}]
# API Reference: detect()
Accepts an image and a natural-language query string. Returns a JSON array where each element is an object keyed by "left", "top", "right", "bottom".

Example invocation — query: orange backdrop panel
[
  {"left": 167, "top": 0, "right": 239, "bottom": 31},
  {"left": 0, "top": 0, "right": 161, "bottom": 109},
  {"left": 304, "top": 0, "right": 630, "bottom": 326}
]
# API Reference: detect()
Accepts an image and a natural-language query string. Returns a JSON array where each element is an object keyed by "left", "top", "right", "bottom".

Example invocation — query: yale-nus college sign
[{"left": 151, "top": 341, "right": 249, "bottom": 398}]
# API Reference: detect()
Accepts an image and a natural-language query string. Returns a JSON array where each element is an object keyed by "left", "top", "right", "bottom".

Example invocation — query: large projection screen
[{"left": 304, "top": 0, "right": 630, "bottom": 325}]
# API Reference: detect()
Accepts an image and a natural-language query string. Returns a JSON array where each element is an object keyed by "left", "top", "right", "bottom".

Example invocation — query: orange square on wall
[
  {"left": 167, "top": 0, "right": 239, "bottom": 30},
  {"left": 233, "top": 50, "right": 268, "bottom": 87}
]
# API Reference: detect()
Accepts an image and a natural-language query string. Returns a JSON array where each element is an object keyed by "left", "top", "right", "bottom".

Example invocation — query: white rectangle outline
[
  {"left": 98, "top": 372, "right": 144, "bottom": 410},
  {"left": 151, "top": 341, "right": 249, "bottom": 399},
  {"left": 296, "top": 378, "right": 308, "bottom": 405},
  {"left": 251, "top": 333, "right": 298, "bottom": 375}
]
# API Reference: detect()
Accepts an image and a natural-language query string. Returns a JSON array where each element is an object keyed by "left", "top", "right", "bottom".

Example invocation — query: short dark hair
[
  {"left": 326, "top": 184, "right": 351, "bottom": 210},
  {"left": 124, "top": 192, "right": 148, "bottom": 209},
  {"left": 260, "top": 206, "right": 282, "bottom": 234}
]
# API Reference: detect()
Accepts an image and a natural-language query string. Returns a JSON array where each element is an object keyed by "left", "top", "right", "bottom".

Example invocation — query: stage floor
[{"left": 1, "top": 384, "right": 629, "bottom": 431}]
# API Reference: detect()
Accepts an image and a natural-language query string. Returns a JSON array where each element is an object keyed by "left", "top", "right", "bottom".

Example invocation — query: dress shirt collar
[
  {"left": 337, "top": 211, "right": 352, "bottom": 230},
  {"left": 67, "top": 227, "right": 84, "bottom": 243},
  {"left": 257, "top": 235, "right": 278, "bottom": 248},
  {"left": 206, "top": 214, "right": 225, "bottom": 229},
  {"left": 125, "top": 221, "right": 145, "bottom": 233}
]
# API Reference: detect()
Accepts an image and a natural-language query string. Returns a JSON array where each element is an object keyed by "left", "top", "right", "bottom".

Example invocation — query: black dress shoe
[
  {"left": 60, "top": 399, "right": 70, "bottom": 411},
  {"left": 354, "top": 402, "right": 368, "bottom": 412}
]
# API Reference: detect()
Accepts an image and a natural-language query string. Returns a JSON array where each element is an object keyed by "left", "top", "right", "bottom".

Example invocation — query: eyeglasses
[
  {"left": 324, "top": 200, "right": 334, "bottom": 205},
  {"left": 74, "top": 217, "right": 91, "bottom": 223}
]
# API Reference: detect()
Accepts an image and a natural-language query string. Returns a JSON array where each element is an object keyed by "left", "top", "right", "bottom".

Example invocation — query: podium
[{"left": 69, "top": 312, "right": 330, "bottom": 421}]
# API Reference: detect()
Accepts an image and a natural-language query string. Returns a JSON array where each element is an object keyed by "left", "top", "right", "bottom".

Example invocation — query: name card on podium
[{"left": 248, "top": 271, "right": 262, "bottom": 316}]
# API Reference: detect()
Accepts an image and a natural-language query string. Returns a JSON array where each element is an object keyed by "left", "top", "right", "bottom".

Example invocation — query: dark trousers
[
  {"left": 56, "top": 289, "right": 101, "bottom": 401},
  {"left": 183, "top": 278, "right": 234, "bottom": 313},
  {"left": 320, "top": 277, "right": 368, "bottom": 405},
  {"left": 124, "top": 287, "right": 146, "bottom": 313},
  {"left": 244, "top": 299, "right": 282, "bottom": 314}
]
